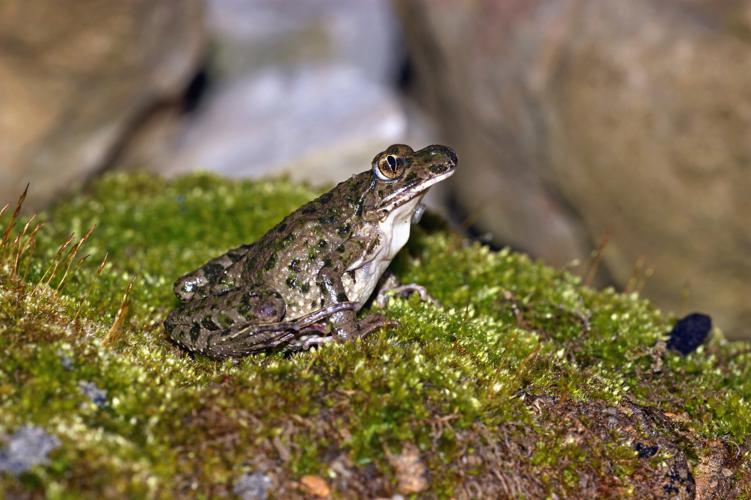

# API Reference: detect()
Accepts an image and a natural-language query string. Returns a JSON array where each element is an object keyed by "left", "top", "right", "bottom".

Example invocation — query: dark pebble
[
  {"left": 666, "top": 312, "right": 712, "bottom": 355},
  {"left": 634, "top": 442, "right": 659, "bottom": 458}
]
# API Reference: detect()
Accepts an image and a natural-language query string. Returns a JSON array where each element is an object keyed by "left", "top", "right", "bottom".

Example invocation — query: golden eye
[{"left": 374, "top": 154, "right": 404, "bottom": 181}]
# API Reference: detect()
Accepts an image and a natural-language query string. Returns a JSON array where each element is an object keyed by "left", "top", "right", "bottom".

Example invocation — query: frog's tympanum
[{"left": 165, "top": 144, "right": 457, "bottom": 358}]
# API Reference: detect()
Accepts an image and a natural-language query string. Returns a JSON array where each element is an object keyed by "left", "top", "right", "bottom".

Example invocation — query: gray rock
[
  {"left": 59, "top": 353, "right": 74, "bottom": 371},
  {"left": 164, "top": 64, "right": 421, "bottom": 184},
  {"left": 206, "top": 0, "right": 401, "bottom": 83},
  {"left": 79, "top": 380, "right": 107, "bottom": 408},
  {"left": 233, "top": 472, "right": 273, "bottom": 500},
  {"left": 0, "top": 426, "right": 60, "bottom": 475},
  {"left": 152, "top": 0, "right": 429, "bottom": 187}
]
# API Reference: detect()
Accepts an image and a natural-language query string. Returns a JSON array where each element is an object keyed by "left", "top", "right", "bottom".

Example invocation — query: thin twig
[
  {"left": 42, "top": 233, "right": 74, "bottom": 284},
  {"left": 102, "top": 279, "right": 135, "bottom": 347},
  {"left": 584, "top": 231, "right": 610, "bottom": 287},
  {"left": 54, "top": 224, "right": 95, "bottom": 291},
  {"left": 21, "top": 222, "right": 43, "bottom": 282},
  {"left": 12, "top": 214, "right": 36, "bottom": 276},
  {"left": 96, "top": 252, "right": 109, "bottom": 275},
  {"left": 1, "top": 183, "right": 29, "bottom": 245}
]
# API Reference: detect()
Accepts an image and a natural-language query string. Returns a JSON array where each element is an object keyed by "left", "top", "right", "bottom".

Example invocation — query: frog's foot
[
  {"left": 374, "top": 275, "right": 440, "bottom": 309},
  {"left": 357, "top": 313, "right": 399, "bottom": 337},
  {"left": 329, "top": 312, "right": 397, "bottom": 343},
  {"left": 288, "top": 331, "right": 335, "bottom": 351}
]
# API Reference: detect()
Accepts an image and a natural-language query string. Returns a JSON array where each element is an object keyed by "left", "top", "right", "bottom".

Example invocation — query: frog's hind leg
[
  {"left": 211, "top": 302, "right": 358, "bottom": 358},
  {"left": 166, "top": 286, "right": 286, "bottom": 357}
]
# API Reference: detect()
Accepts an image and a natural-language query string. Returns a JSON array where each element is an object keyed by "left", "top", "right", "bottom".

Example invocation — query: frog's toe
[
  {"left": 288, "top": 331, "right": 335, "bottom": 351},
  {"left": 374, "top": 282, "right": 441, "bottom": 309},
  {"left": 357, "top": 313, "right": 399, "bottom": 338}
]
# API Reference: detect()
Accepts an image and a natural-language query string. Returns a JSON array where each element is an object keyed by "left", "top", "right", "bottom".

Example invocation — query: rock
[
  {"left": 396, "top": 0, "right": 751, "bottom": 338},
  {"left": 59, "top": 353, "right": 74, "bottom": 370},
  {"left": 79, "top": 380, "right": 108, "bottom": 408},
  {"left": 163, "top": 64, "right": 420, "bottom": 184},
  {"left": 634, "top": 443, "right": 659, "bottom": 458},
  {"left": 0, "top": 426, "right": 60, "bottom": 475},
  {"left": 299, "top": 474, "right": 330, "bottom": 498},
  {"left": 0, "top": 0, "right": 205, "bottom": 209},
  {"left": 205, "top": 0, "right": 400, "bottom": 83},
  {"left": 155, "top": 0, "right": 430, "bottom": 188},
  {"left": 694, "top": 441, "right": 738, "bottom": 499},
  {"left": 233, "top": 472, "right": 273, "bottom": 500},
  {"left": 667, "top": 312, "right": 712, "bottom": 355}
]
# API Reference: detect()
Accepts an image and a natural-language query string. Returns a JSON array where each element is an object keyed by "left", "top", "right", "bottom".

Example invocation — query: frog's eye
[{"left": 374, "top": 154, "right": 405, "bottom": 181}]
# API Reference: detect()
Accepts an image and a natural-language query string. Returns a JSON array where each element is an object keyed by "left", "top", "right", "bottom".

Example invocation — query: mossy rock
[{"left": 1, "top": 172, "right": 750, "bottom": 498}]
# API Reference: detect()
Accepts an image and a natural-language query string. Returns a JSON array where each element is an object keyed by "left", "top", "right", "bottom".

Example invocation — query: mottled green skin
[{"left": 165, "top": 144, "right": 457, "bottom": 358}]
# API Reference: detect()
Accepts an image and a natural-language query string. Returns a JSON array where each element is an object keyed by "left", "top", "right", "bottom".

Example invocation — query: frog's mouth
[{"left": 377, "top": 169, "right": 455, "bottom": 213}]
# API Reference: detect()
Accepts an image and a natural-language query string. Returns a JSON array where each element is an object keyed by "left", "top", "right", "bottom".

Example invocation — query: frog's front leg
[
  {"left": 373, "top": 273, "right": 441, "bottom": 309},
  {"left": 173, "top": 243, "right": 253, "bottom": 302},
  {"left": 317, "top": 261, "right": 396, "bottom": 341}
]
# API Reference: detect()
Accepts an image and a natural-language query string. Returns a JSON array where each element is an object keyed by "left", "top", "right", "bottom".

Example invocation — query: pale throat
[
  {"left": 343, "top": 195, "right": 425, "bottom": 308},
  {"left": 379, "top": 195, "right": 423, "bottom": 260}
]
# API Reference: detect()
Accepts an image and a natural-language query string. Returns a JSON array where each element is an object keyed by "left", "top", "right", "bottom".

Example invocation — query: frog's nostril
[
  {"left": 423, "top": 145, "right": 458, "bottom": 167},
  {"left": 446, "top": 147, "right": 458, "bottom": 166}
]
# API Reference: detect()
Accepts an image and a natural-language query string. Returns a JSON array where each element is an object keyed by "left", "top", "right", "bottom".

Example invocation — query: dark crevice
[
  {"left": 181, "top": 62, "right": 212, "bottom": 114},
  {"left": 396, "top": 53, "right": 414, "bottom": 92}
]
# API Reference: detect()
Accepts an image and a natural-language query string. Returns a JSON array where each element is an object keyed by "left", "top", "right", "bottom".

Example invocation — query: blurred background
[{"left": 0, "top": 0, "right": 749, "bottom": 338}]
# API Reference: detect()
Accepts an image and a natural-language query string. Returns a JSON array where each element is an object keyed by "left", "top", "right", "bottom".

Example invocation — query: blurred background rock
[{"left": 0, "top": 0, "right": 748, "bottom": 339}]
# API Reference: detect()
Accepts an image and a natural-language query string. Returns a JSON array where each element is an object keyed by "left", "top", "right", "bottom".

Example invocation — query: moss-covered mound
[{"left": 1, "top": 172, "right": 750, "bottom": 498}]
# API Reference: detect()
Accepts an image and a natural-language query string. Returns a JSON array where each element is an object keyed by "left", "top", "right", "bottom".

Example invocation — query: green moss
[{"left": 1, "top": 171, "right": 750, "bottom": 497}]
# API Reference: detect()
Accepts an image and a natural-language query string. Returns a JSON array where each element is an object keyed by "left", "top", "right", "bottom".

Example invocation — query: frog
[{"left": 164, "top": 144, "right": 458, "bottom": 358}]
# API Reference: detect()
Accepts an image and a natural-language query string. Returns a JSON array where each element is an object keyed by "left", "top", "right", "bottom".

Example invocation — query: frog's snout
[
  {"left": 425, "top": 144, "right": 458, "bottom": 168},
  {"left": 444, "top": 147, "right": 458, "bottom": 166}
]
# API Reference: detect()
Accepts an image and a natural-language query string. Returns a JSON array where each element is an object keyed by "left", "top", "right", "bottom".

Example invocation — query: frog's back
[{"left": 242, "top": 174, "right": 371, "bottom": 317}]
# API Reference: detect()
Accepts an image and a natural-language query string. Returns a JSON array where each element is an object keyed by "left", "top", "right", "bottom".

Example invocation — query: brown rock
[
  {"left": 299, "top": 475, "right": 330, "bottom": 498},
  {"left": 0, "top": 0, "right": 205, "bottom": 209},
  {"left": 694, "top": 440, "right": 738, "bottom": 499},
  {"left": 397, "top": 0, "right": 751, "bottom": 338}
]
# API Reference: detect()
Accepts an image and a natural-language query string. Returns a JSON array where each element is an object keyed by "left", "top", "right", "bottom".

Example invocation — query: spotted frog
[{"left": 165, "top": 144, "right": 457, "bottom": 358}]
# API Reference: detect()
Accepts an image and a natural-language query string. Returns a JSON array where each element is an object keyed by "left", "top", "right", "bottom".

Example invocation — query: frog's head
[{"left": 359, "top": 144, "right": 457, "bottom": 220}]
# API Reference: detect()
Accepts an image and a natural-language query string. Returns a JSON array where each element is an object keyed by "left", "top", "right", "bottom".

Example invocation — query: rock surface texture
[
  {"left": 0, "top": 0, "right": 205, "bottom": 209},
  {"left": 159, "top": 0, "right": 427, "bottom": 185},
  {"left": 396, "top": 0, "right": 751, "bottom": 339}
]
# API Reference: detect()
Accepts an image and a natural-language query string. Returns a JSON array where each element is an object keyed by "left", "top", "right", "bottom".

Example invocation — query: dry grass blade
[
  {"left": 2, "top": 183, "right": 29, "bottom": 245},
  {"left": 42, "top": 233, "right": 75, "bottom": 285},
  {"left": 73, "top": 254, "right": 91, "bottom": 274},
  {"left": 55, "top": 225, "right": 96, "bottom": 291},
  {"left": 102, "top": 279, "right": 135, "bottom": 347},
  {"left": 96, "top": 252, "right": 109, "bottom": 275},
  {"left": 12, "top": 214, "right": 37, "bottom": 276},
  {"left": 584, "top": 232, "right": 610, "bottom": 287},
  {"left": 0, "top": 203, "right": 8, "bottom": 220},
  {"left": 21, "top": 222, "right": 44, "bottom": 281}
]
